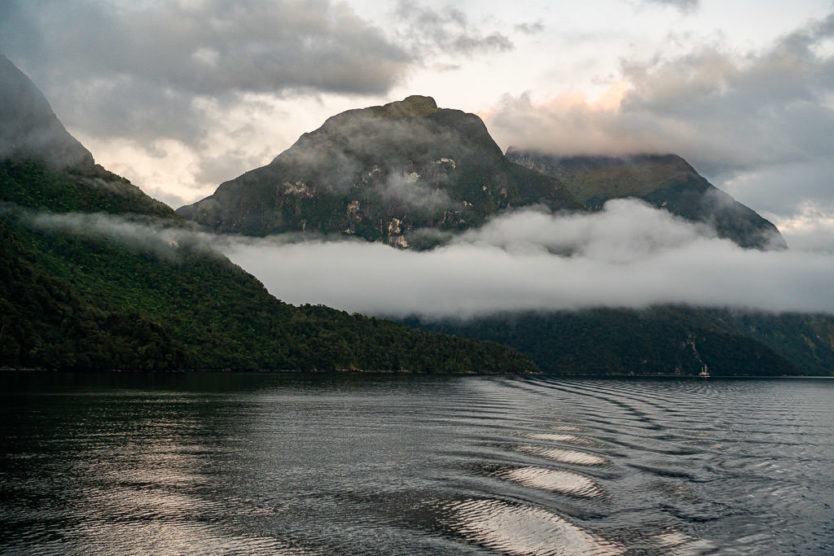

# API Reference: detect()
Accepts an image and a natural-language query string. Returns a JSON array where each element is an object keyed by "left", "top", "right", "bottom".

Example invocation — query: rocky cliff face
[
  {"left": 506, "top": 150, "right": 786, "bottom": 250},
  {"left": 178, "top": 96, "right": 580, "bottom": 247}
]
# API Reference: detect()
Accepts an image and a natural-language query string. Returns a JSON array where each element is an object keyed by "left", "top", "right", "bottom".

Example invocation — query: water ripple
[
  {"left": 2, "top": 373, "right": 832, "bottom": 554},
  {"left": 449, "top": 498, "right": 623, "bottom": 555},
  {"left": 517, "top": 445, "right": 609, "bottom": 465},
  {"left": 499, "top": 466, "right": 604, "bottom": 497}
]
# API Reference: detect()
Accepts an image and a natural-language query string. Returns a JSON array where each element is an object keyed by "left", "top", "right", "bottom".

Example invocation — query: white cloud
[
  {"left": 379, "top": 171, "right": 455, "bottom": 211},
  {"left": 222, "top": 200, "right": 834, "bottom": 318},
  {"left": 486, "top": 13, "right": 834, "bottom": 221},
  {"left": 773, "top": 203, "right": 834, "bottom": 253},
  {"left": 18, "top": 200, "right": 834, "bottom": 319}
]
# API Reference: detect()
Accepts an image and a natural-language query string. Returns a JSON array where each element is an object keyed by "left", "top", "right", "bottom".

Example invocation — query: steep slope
[
  {"left": 0, "top": 59, "right": 537, "bottom": 373},
  {"left": 0, "top": 54, "right": 93, "bottom": 169},
  {"left": 405, "top": 308, "right": 810, "bottom": 377},
  {"left": 0, "top": 209, "right": 537, "bottom": 372},
  {"left": 1, "top": 55, "right": 174, "bottom": 218},
  {"left": 408, "top": 306, "right": 834, "bottom": 377},
  {"left": 725, "top": 311, "right": 834, "bottom": 375},
  {"left": 506, "top": 150, "right": 786, "bottom": 250},
  {"left": 178, "top": 96, "right": 580, "bottom": 248}
]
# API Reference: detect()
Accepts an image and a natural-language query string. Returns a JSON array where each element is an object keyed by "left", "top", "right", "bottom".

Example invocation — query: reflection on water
[
  {"left": 499, "top": 467, "right": 603, "bottom": 497},
  {"left": 516, "top": 445, "right": 609, "bottom": 465},
  {"left": 524, "top": 432, "right": 589, "bottom": 443},
  {"left": 449, "top": 498, "right": 623, "bottom": 555},
  {"left": 1, "top": 373, "right": 833, "bottom": 554}
]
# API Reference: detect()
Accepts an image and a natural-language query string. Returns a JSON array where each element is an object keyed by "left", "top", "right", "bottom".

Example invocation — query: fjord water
[{"left": 1, "top": 374, "right": 832, "bottom": 555}]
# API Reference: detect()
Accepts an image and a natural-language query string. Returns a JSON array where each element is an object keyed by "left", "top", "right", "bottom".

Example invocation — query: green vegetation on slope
[
  {"left": 507, "top": 151, "right": 786, "bottom": 250},
  {"left": 1, "top": 158, "right": 175, "bottom": 217},
  {"left": 405, "top": 307, "right": 812, "bottom": 377},
  {"left": 0, "top": 159, "right": 537, "bottom": 373},
  {"left": 725, "top": 312, "right": 834, "bottom": 376}
]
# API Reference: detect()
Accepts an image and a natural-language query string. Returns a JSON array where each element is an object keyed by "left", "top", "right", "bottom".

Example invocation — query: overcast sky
[{"left": 2, "top": 0, "right": 833, "bottom": 240}]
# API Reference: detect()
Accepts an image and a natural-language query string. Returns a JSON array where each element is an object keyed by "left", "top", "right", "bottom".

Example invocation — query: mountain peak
[
  {"left": 507, "top": 149, "right": 787, "bottom": 250},
  {"left": 378, "top": 95, "right": 438, "bottom": 118},
  {"left": 0, "top": 54, "right": 93, "bottom": 169},
  {"left": 0, "top": 55, "right": 175, "bottom": 218},
  {"left": 178, "top": 96, "right": 578, "bottom": 242}
]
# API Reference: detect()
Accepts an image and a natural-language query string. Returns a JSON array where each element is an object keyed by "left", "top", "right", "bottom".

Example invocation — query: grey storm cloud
[
  {"left": 223, "top": 200, "right": 834, "bottom": 319},
  {"left": 487, "top": 13, "right": 834, "bottom": 219},
  {"left": 394, "top": 1, "right": 513, "bottom": 57},
  {"left": 53, "top": 77, "right": 210, "bottom": 146},
  {"left": 0, "top": 0, "right": 412, "bottom": 145},
  {"left": 514, "top": 21, "right": 545, "bottom": 36},
  {"left": 0, "top": 0, "right": 410, "bottom": 97},
  {"left": 641, "top": 0, "right": 699, "bottom": 12}
]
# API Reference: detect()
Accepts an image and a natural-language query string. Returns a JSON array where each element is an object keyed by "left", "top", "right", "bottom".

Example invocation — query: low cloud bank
[
  {"left": 19, "top": 200, "right": 834, "bottom": 319},
  {"left": 23, "top": 210, "right": 218, "bottom": 263},
  {"left": 223, "top": 200, "right": 834, "bottom": 318}
]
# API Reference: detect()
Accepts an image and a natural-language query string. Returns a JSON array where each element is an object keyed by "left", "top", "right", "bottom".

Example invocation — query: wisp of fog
[{"left": 223, "top": 199, "right": 834, "bottom": 318}]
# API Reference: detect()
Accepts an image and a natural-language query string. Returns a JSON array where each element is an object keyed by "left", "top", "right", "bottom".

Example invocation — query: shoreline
[{"left": 0, "top": 367, "right": 829, "bottom": 379}]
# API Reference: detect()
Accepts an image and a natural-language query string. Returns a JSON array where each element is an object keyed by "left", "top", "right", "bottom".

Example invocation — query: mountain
[
  {"left": 0, "top": 55, "right": 93, "bottom": 170},
  {"left": 178, "top": 95, "right": 580, "bottom": 248},
  {"left": 180, "top": 97, "right": 784, "bottom": 252},
  {"left": 506, "top": 150, "right": 786, "bottom": 250},
  {"left": 405, "top": 307, "right": 834, "bottom": 377},
  {"left": 0, "top": 58, "right": 537, "bottom": 373},
  {"left": 176, "top": 94, "right": 832, "bottom": 377},
  {"left": 1, "top": 55, "right": 174, "bottom": 218},
  {"left": 408, "top": 306, "right": 834, "bottom": 377}
]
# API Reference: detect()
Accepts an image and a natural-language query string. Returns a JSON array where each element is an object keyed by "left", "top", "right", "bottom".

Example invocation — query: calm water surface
[{"left": 1, "top": 373, "right": 832, "bottom": 555}]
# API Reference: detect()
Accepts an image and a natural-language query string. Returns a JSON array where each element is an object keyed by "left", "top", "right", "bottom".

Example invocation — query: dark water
[{"left": 1, "top": 373, "right": 832, "bottom": 555}]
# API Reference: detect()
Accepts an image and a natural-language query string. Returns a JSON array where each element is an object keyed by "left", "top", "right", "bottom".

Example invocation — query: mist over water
[{"left": 2, "top": 373, "right": 832, "bottom": 554}]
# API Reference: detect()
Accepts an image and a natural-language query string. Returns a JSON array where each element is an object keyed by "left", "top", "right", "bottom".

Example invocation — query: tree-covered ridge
[
  {"left": 1, "top": 158, "right": 176, "bottom": 218},
  {"left": 177, "top": 96, "right": 580, "bottom": 247},
  {"left": 0, "top": 161, "right": 537, "bottom": 373},
  {"left": 726, "top": 311, "right": 834, "bottom": 376},
  {"left": 506, "top": 151, "right": 786, "bottom": 250},
  {"left": 405, "top": 307, "right": 819, "bottom": 377},
  {"left": 408, "top": 305, "right": 834, "bottom": 377}
]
